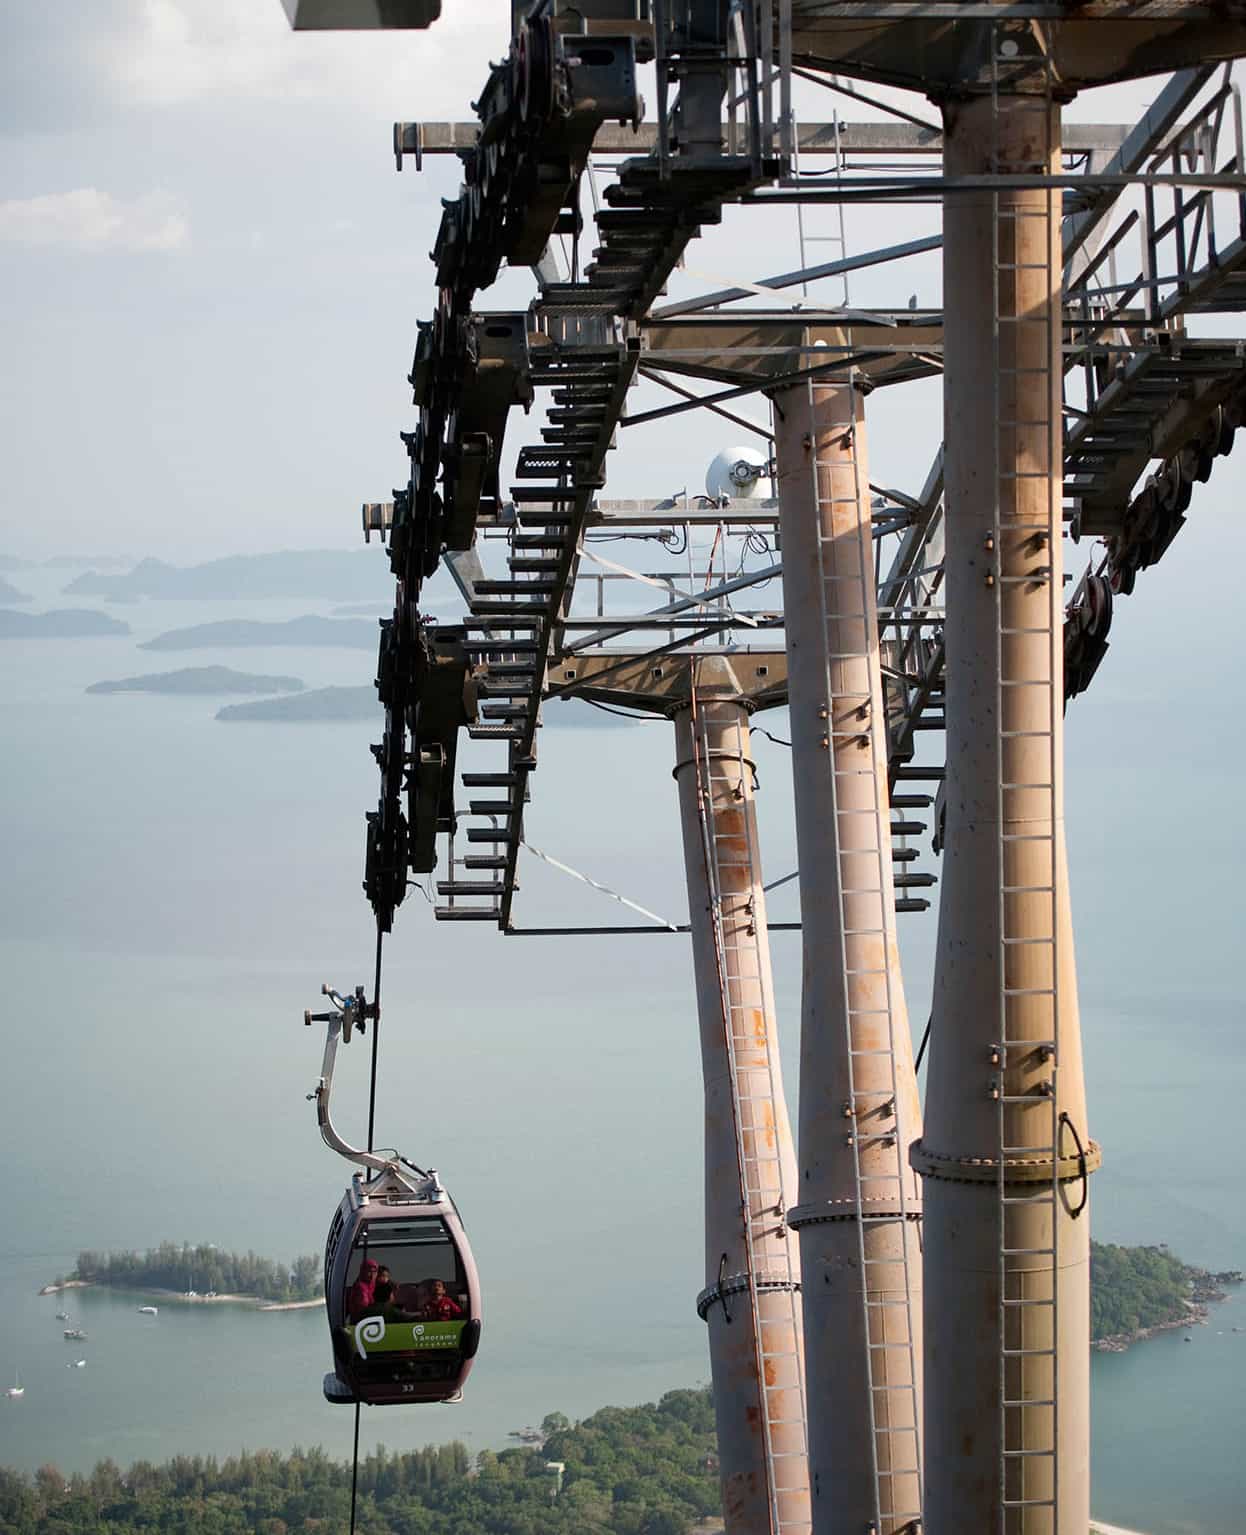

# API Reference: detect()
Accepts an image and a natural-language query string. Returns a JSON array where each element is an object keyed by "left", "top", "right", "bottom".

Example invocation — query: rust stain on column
[
  {"left": 773, "top": 380, "right": 924, "bottom": 1535},
  {"left": 674, "top": 662, "right": 810, "bottom": 1535},
  {"left": 916, "top": 87, "right": 1100, "bottom": 1535}
]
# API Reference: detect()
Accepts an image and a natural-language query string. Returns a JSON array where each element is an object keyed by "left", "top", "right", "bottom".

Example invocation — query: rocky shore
[{"left": 1092, "top": 1266, "right": 1242, "bottom": 1353}]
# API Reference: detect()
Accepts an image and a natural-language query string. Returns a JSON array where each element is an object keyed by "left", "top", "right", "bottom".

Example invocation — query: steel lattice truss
[{"left": 354, "top": 10, "right": 1246, "bottom": 937}]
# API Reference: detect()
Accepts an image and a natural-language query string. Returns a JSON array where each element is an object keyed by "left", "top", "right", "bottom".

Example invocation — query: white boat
[
  {"left": 67, "top": 1359, "right": 86, "bottom": 1369},
  {"left": 5, "top": 1371, "right": 22, "bottom": 1400},
  {"left": 138, "top": 1305, "right": 158, "bottom": 1316},
  {"left": 55, "top": 1312, "right": 70, "bottom": 1322}
]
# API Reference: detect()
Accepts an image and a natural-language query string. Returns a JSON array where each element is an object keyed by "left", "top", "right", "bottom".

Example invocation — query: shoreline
[
  {"left": 1092, "top": 1268, "right": 1241, "bottom": 1354},
  {"left": 39, "top": 1279, "right": 323, "bottom": 1311}
]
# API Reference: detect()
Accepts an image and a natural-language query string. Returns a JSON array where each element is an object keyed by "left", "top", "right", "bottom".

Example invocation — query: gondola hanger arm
[{"left": 304, "top": 983, "right": 393, "bottom": 1176}]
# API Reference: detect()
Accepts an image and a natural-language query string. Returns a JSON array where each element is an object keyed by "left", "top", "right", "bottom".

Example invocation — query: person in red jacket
[
  {"left": 421, "top": 1277, "right": 463, "bottom": 1321},
  {"left": 346, "top": 1258, "right": 378, "bottom": 1321}
]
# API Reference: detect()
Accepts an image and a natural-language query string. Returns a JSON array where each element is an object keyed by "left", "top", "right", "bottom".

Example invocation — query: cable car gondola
[{"left": 306, "top": 985, "right": 481, "bottom": 1406}]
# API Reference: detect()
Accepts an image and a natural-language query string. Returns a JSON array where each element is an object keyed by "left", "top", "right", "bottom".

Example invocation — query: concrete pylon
[
  {"left": 911, "top": 88, "right": 1100, "bottom": 1534},
  {"left": 772, "top": 380, "right": 924, "bottom": 1535},
  {"left": 673, "top": 660, "right": 810, "bottom": 1535}
]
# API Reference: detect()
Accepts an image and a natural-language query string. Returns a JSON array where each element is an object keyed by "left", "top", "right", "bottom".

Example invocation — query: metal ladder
[
  {"left": 688, "top": 682, "right": 810, "bottom": 1535},
  {"left": 990, "top": 28, "right": 1063, "bottom": 1534},
  {"left": 793, "top": 104, "right": 851, "bottom": 304},
  {"left": 802, "top": 372, "right": 923, "bottom": 1533}
]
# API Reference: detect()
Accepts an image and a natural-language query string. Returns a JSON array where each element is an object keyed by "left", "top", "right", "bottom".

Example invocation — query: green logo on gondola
[{"left": 349, "top": 1317, "right": 465, "bottom": 1357}]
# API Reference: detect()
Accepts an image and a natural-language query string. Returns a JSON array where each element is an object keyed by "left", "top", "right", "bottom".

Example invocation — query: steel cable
[{"left": 350, "top": 924, "right": 385, "bottom": 1535}]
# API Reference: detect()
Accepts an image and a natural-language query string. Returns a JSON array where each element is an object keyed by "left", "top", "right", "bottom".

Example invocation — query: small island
[
  {"left": 65, "top": 549, "right": 389, "bottom": 603},
  {"left": 1090, "top": 1240, "right": 1242, "bottom": 1351},
  {"left": 41, "top": 1243, "right": 323, "bottom": 1310},
  {"left": 87, "top": 666, "right": 305, "bottom": 697},
  {"left": 139, "top": 616, "right": 376, "bottom": 651},
  {"left": 217, "top": 685, "right": 375, "bottom": 722},
  {"left": 0, "top": 608, "right": 130, "bottom": 639}
]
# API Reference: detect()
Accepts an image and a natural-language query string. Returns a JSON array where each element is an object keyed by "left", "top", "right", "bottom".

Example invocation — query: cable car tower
[
  {"left": 305, "top": 984, "right": 482, "bottom": 1408},
  {"left": 283, "top": 3, "right": 1246, "bottom": 1532}
]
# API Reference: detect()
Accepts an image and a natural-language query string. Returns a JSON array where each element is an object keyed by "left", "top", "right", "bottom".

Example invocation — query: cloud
[
  {"left": 104, "top": 0, "right": 503, "bottom": 113},
  {"left": 0, "top": 189, "right": 189, "bottom": 252}
]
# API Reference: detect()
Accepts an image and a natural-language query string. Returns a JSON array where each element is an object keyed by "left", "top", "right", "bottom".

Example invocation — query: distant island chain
[{"left": 35, "top": 1239, "right": 1239, "bottom": 1345}]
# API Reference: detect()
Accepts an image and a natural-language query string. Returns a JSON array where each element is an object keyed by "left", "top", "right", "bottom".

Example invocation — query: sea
[{"left": 0, "top": 558, "right": 1242, "bottom": 1534}]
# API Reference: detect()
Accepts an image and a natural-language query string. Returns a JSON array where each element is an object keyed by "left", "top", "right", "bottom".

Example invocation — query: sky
[
  {"left": 7, "top": 3, "right": 1243, "bottom": 565},
  {"left": 3, "top": 5, "right": 1246, "bottom": 997},
  {"left": 1, "top": 1, "right": 513, "bottom": 562}
]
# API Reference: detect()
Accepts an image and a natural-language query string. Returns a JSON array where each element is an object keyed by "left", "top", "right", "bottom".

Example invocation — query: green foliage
[
  {"left": 1090, "top": 1240, "right": 1195, "bottom": 1340},
  {"left": 0, "top": 1392, "right": 721, "bottom": 1535},
  {"left": 71, "top": 1245, "right": 322, "bottom": 1303}
]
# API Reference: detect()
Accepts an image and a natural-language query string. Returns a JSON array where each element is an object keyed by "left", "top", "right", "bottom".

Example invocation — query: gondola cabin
[{"left": 323, "top": 1164, "right": 481, "bottom": 1406}]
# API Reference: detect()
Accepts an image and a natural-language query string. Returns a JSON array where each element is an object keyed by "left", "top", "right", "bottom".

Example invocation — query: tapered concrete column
[
  {"left": 772, "top": 381, "right": 924, "bottom": 1535},
  {"left": 673, "top": 662, "right": 809, "bottom": 1535},
  {"left": 914, "top": 91, "right": 1100, "bottom": 1535}
]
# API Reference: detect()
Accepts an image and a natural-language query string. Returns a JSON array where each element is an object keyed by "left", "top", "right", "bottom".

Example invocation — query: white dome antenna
[{"left": 705, "top": 445, "right": 772, "bottom": 502}]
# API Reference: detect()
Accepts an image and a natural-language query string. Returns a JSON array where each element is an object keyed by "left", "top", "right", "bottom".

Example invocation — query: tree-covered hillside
[
  {"left": 1090, "top": 1241, "right": 1198, "bottom": 1340},
  {"left": 0, "top": 1391, "right": 720, "bottom": 1535},
  {"left": 70, "top": 1244, "right": 321, "bottom": 1303}
]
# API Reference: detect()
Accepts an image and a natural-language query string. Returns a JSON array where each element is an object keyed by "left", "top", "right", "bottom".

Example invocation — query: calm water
[{"left": 0, "top": 564, "right": 1242, "bottom": 1532}]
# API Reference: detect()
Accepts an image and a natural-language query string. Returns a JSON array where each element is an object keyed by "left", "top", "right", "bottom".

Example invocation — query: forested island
[
  {"left": 45, "top": 1244, "right": 322, "bottom": 1307},
  {"left": 0, "top": 609, "right": 129, "bottom": 639},
  {"left": 87, "top": 666, "right": 304, "bottom": 697},
  {"left": 65, "top": 550, "right": 389, "bottom": 603},
  {"left": 1090, "top": 1241, "right": 1241, "bottom": 1351},
  {"left": 0, "top": 1391, "right": 720, "bottom": 1534},
  {"left": 139, "top": 616, "right": 375, "bottom": 651},
  {"left": 217, "top": 685, "right": 375, "bottom": 722}
]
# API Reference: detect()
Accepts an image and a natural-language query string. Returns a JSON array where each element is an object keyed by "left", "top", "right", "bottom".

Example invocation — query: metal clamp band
[
  {"left": 696, "top": 1270, "right": 802, "bottom": 1322},
  {"left": 787, "top": 1199, "right": 922, "bottom": 1228},
  {"left": 909, "top": 1136, "right": 1103, "bottom": 1186},
  {"left": 671, "top": 748, "right": 758, "bottom": 782}
]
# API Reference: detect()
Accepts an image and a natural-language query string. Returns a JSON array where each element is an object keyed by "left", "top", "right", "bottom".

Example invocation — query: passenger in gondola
[
  {"left": 370, "top": 1279, "right": 420, "bottom": 1324},
  {"left": 421, "top": 1277, "right": 464, "bottom": 1321},
  {"left": 346, "top": 1258, "right": 379, "bottom": 1321}
]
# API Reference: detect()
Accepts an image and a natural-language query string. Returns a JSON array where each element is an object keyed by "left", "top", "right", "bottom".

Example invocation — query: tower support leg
[
  {"left": 915, "top": 86, "right": 1100, "bottom": 1535},
  {"left": 673, "top": 662, "right": 810, "bottom": 1535},
  {"left": 772, "top": 379, "right": 925, "bottom": 1535}
]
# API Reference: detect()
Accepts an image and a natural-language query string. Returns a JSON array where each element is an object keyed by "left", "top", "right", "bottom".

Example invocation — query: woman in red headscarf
[{"left": 346, "top": 1258, "right": 379, "bottom": 1322}]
